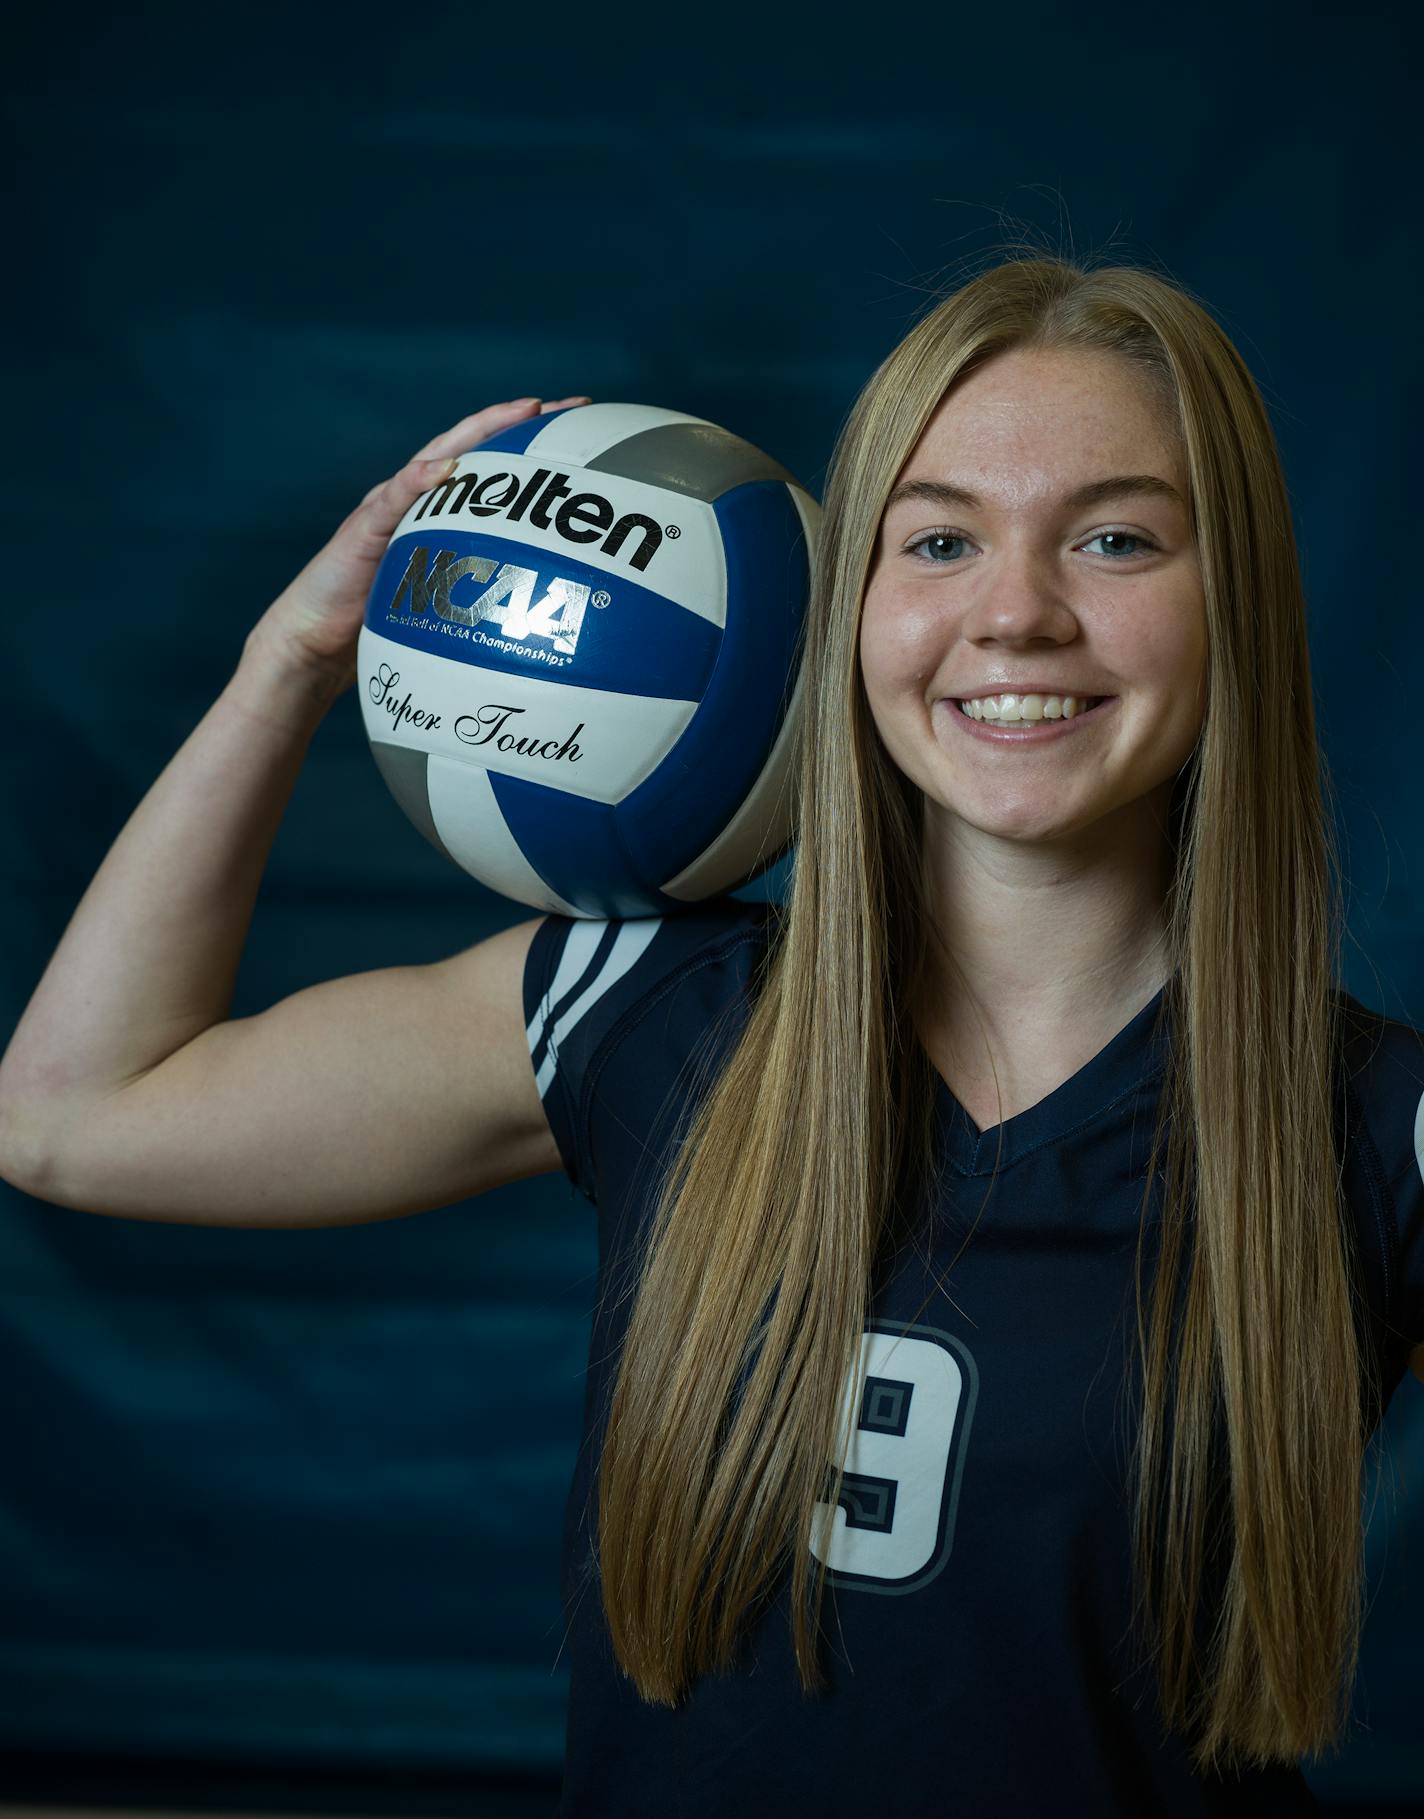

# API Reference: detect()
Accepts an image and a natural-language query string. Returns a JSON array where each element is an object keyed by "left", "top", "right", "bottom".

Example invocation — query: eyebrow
[{"left": 883, "top": 473, "right": 1187, "bottom": 515}]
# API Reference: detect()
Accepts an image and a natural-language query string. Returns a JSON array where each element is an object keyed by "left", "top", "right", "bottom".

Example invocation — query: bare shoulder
[{"left": 420, "top": 914, "right": 562, "bottom": 1192}]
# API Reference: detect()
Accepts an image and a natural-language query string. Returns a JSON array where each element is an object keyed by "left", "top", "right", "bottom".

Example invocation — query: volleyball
[{"left": 355, "top": 401, "right": 818, "bottom": 919}]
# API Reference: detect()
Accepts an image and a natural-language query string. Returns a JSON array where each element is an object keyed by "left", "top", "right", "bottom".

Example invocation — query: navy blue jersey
[{"left": 522, "top": 898, "right": 1424, "bottom": 1818}]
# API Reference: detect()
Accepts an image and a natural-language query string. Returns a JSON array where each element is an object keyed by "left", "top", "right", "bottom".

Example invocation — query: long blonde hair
[{"left": 593, "top": 250, "right": 1373, "bottom": 1774}]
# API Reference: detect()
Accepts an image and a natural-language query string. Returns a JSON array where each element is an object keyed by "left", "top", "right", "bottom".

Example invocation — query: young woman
[{"left": 2, "top": 257, "right": 1421, "bottom": 1817}]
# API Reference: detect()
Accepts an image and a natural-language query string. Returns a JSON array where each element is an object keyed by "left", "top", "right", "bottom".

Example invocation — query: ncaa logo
[{"left": 385, "top": 544, "right": 595, "bottom": 659}]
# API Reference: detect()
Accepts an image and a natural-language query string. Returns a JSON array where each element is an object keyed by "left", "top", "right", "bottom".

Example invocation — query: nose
[{"left": 959, "top": 552, "right": 1079, "bottom": 649}]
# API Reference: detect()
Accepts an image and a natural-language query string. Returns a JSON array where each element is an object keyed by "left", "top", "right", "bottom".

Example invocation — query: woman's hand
[{"left": 246, "top": 396, "right": 593, "bottom": 699}]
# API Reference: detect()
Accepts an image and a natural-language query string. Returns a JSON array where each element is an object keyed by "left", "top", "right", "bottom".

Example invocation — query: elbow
[{"left": 0, "top": 1094, "right": 58, "bottom": 1201}]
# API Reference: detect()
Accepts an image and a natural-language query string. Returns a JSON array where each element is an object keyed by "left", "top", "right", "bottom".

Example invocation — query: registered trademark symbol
[
  {"left": 592, "top": 590, "right": 611, "bottom": 609},
  {"left": 665, "top": 524, "right": 681, "bottom": 539}
]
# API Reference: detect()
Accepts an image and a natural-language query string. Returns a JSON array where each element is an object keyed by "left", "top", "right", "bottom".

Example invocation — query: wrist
[{"left": 228, "top": 629, "right": 347, "bottom": 738}]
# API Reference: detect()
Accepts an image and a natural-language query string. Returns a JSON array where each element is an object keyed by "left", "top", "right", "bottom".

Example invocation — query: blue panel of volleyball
[{"left": 356, "top": 402, "right": 819, "bottom": 920}]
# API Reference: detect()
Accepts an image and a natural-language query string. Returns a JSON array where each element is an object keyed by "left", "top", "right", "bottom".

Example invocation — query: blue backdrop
[{"left": 2, "top": 2, "right": 1419, "bottom": 1810}]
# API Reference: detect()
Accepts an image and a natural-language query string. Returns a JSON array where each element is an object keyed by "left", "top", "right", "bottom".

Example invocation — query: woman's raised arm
[{"left": 0, "top": 397, "right": 589, "bottom": 1222}]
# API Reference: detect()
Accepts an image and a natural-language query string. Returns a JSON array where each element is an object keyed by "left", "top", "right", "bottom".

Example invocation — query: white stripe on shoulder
[{"left": 528, "top": 917, "right": 664, "bottom": 1100}]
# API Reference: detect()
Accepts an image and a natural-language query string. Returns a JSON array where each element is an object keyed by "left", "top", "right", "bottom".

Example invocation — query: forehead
[{"left": 897, "top": 347, "right": 1183, "bottom": 497}]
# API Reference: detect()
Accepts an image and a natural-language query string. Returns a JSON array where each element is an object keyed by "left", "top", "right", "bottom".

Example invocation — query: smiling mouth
[{"left": 942, "top": 694, "right": 1119, "bottom": 740}]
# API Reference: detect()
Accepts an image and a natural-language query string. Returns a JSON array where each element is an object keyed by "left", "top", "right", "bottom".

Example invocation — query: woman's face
[{"left": 859, "top": 346, "right": 1207, "bottom": 850}]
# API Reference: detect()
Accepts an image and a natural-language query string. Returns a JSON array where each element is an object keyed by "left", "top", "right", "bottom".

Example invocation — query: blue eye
[
  {"left": 904, "top": 528, "right": 1159, "bottom": 565},
  {"left": 905, "top": 531, "right": 971, "bottom": 565},
  {"left": 1081, "top": 530, "right": 1157, "bottom": 559}
]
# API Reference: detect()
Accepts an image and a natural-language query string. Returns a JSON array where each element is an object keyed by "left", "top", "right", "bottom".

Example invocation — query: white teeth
[{"left": 957, "top": 693, "right": 1100, "bottom": 722}]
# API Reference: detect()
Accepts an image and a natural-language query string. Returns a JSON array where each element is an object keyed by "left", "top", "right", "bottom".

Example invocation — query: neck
[{"left": 916, "top": 789, "right": 1176, "bottom": 1045}]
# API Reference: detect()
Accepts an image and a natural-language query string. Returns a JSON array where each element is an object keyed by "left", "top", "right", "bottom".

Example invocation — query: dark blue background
[{"left": 2, "top": 3, "right": 1419, "bottom": 1810}]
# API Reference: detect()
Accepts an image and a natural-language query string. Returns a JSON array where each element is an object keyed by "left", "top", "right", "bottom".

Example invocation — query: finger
[
  {"left": 412, "top": 395, "right": 594, "bottom": 459},
  {"left": 412, "top": 399, "right": 544, "bottom": 461},
  {"left": 327, "top": 453, "right": 459, "bottom": 568}
]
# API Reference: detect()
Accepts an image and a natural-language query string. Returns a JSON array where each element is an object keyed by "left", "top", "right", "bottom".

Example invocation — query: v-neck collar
[{"left": 933, "top": 977, "right": 1175, "bottom": 1178}]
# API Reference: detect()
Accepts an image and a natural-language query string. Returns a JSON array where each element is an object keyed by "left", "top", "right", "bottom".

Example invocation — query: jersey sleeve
[
  {"left": 520, "top": 899, "right": 777, "bottom": 1206},
  {"left": 1340, "top": 998, "right": 1424, "bottom": 1395}
]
